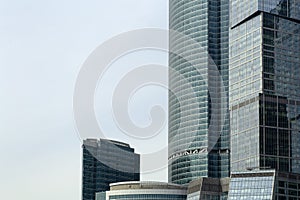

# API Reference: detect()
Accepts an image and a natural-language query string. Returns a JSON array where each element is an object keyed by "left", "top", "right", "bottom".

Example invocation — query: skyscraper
[
  {"left": 82, "top": 139, "right": 140, "bottom": 200},
  {"left": 169, "top": 0, "right": 230, "bottom": 185},
  {"left": 229, "top": 0, "right": 300, "bottom": 198}
]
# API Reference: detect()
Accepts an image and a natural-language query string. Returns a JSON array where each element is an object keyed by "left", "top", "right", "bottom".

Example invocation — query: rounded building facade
[
  {"left": 96, "top": 181, "right": 187, "bottom": 200},
  {"left": 168, "top": 0, "right": 230, "bottom": 185}
]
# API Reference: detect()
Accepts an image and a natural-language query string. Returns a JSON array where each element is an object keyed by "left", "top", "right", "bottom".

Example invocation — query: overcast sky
[{"left": 0, "top": 1, "right": 168, "bottom": 199}]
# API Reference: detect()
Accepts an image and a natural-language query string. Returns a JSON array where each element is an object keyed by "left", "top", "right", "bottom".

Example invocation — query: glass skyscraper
[
  {"left": 82, "top": 139, "right": 140, "bottom": 200},
  {"left": 229, "top": 0, "right": 300, "bottom": 199},
  {"left": 169, "top": 0, "right": 230, "bottom": 185}
]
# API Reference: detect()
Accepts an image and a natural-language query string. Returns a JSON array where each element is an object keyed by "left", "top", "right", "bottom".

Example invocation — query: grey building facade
[
  {"left": 229, "top": 0, "right": 300, "bottom": 199},
  {"left": 169, "top": 0, "right": 230, "bottom": 185},
  {"left": 82, "top": 139, "right": 140, "bottom": 200},
  {"left": 187, "top": 177, "right": 230, "bottom": 200}
]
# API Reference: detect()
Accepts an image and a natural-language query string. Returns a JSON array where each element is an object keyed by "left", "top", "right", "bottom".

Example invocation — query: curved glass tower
[{"left": 169, "top": 0, "right": 230, "bottom": 185}]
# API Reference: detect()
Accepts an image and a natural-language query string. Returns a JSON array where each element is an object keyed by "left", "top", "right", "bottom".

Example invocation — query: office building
[
  {"left": 169, "top": 0, "right": 230, "bottom": 185},
  {"left": 229, "top": 0, "right": 300, "bottom": 198},
  {"left": 95, "top": 181, "right": 187, "bottom": 200},
  {"left": 82, "top": 139, "right": 140, "bottom": 200}
]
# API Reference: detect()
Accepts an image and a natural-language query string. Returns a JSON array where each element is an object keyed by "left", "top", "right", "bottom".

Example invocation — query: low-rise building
[{"left": 96, "top": 181, "right": 187, "bottom": 200}]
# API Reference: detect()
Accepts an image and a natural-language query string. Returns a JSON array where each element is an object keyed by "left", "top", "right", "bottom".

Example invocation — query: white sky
[{"left": 0, "top": 1, "right": 168, "bottom": 199}]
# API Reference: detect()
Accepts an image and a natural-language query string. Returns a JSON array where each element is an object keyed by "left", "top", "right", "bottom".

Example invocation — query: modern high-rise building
[
  {"left": 82, "top": 139, "right": 140, "bottom": 200},
  {"left": 229, "top": 0, "right": 300, "bottom": 198},
  {"left": 169, "top": 0, "right": 230, "bottom": 185}
]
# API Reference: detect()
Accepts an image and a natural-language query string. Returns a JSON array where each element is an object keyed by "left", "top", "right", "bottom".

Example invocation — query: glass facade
[
  {"left": 229, "top": 14, "right": 262, "bottom": 171},
  {"left": 82, "top": 139, "right": 140, "bottom": 200},
  {"left": 169, "top": 0, "right": 230, "bottom": 185},
  {"left": 230, "top": 0, "right": 300, "bottom": 27},
  {"left": 259, "top": 13, "right": 300, "bottom": 175},
  {"left": 228, "top": 170, "right": 276, "bottom": 200},
  {"left": 229, "top": 0, "right": 300, "bottom": 199},
  {"left": 230, "top": 0, "right": 300, "bottom": 173},
  {"left": 275, "top": 173, "right": 300, "bottom": 199}
]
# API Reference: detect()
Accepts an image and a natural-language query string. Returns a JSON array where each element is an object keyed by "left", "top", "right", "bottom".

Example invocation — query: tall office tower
[
  {"left": 82, "top": 139, "right": 140, "bottom": 200},
  {"left": 169, "top": 0, "right": 230, "bottom": 185},
  {"left": 229, "top": 0, "right": 300, "bottom": 198}
]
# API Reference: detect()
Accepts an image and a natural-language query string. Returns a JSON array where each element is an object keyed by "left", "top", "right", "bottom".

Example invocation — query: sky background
[{"left": 0, "top": 1, "right": 168, "bottom": 199}]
